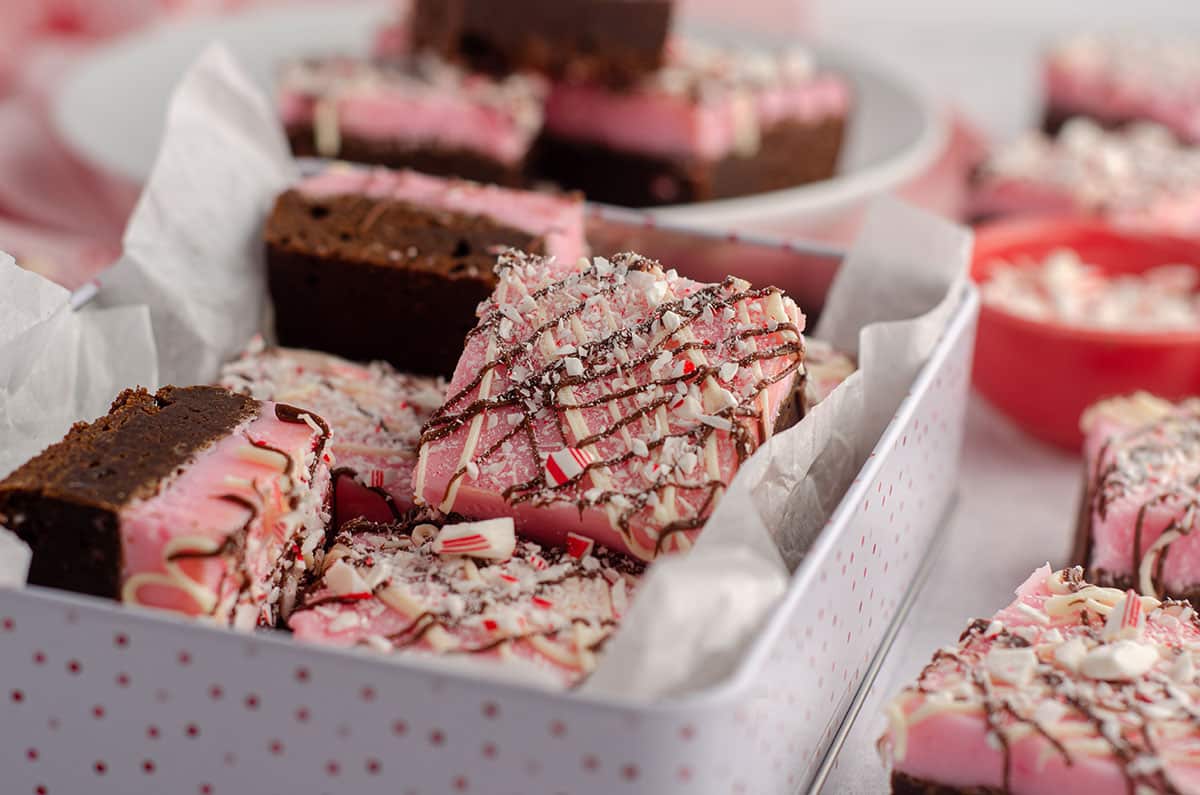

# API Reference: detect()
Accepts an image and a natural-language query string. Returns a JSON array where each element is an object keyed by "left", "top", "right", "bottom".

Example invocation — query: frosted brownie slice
[
  {"left": 414, "top": 250, "right": 805, "bottom": 561},
  {"left": 0, "top": 386, "right": 332, "bottom": 628},
  {"left": 1044, "top": 32, "right": 1200, "bottom": 145},
  {"left": 219, "top": 341, "right": 445, "bottom": 526},
  {"left": 265, "top": 164, "right": 585, "bottom": 375},
  {"left": 970, "top": 118, "right": 1200, "bottom": 234},
  {"left": 537, "top": 40, "right": 851, "bottom": 206},
  {"left": 1076, "top": 393, "right": 1200, "bottom": 601},
  {"left": 289, "top": 515, "right": 641, "bottom": 686},
  {"left": 880, "top": 565, "right": 1200, "bottom": 793},
  {"left": 278, "top": 55, "right": 546, "bottom": 186},
  {"left": 408, "top": 0, "right": 674, "bottom": 87}
]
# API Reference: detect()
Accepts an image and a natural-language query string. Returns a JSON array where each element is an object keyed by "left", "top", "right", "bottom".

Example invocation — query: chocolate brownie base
[
  {"left": 0, "top": 386, "right": 258, "bottom": 599},
  {"left": 891, "top": 772, "right": 1004, "bottom": 794},
  {"left": 410, "top": 0, "right": 673, "bottom": 87},
  {"left": 534, "top": 116, "right": 845, "bottom": 207},
  {"left": 266, "top": 189, "right": 542, "bottom": 376},
  {"left": 287, "top": 125, "right": 527, "bottom": 188}
]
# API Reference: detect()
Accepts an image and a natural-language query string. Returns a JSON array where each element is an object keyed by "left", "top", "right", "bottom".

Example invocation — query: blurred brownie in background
[
  {"left": 1044, "top": 32, "right": 1200, "bottom": 145},
  {"left": 409, "top": 0, "right": 674, "bottom": 87},
  {"left": 535, "top": 40, "right": 851, "bottom": 206},
  {"left": 279, "top": 55, "right": 546, "bottom": 187}
]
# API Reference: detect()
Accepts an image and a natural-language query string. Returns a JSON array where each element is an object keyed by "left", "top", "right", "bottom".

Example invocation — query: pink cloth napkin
[
  {"left": 0, "top": 0, "right": 265, "bottom": 288},
  {"left": 0, "top": 1, "right": 982, "bottom": 290}
]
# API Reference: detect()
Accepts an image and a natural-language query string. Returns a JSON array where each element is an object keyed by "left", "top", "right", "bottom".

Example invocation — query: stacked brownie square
[{"left": 279, "top": 0, "right": 851, "bottom": 206}]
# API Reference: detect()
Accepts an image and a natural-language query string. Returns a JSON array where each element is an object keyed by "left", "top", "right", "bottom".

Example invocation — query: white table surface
[{"left": 823, "top": 397, "right": 1082, "bottom": 792}]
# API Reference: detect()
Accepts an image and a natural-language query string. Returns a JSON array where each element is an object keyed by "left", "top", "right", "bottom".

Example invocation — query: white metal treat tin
[{"left": 0, "top": 210, "right": 978, "bottom": 795}]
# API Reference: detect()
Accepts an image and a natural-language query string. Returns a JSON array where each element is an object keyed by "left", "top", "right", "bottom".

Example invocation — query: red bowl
[{"left": 971, "top": 217, "right": 1200, "bottom": 450}]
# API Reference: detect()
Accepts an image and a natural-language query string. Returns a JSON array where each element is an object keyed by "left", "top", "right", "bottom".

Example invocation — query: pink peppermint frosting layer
[
  {"left": 278, "top": 56, "right": 545, "bottom": 165},
  {"left": 289, "top": 517, "right": 641, "bottom": 687},
  {"left": 414, "top": 251, "right": 805, "bottom": 562},
  {"left": 543, "top": 41, "right": 849, "bottom": 160},
  {"left": 881, "top": 565, "right": 1200, "bottom": 793},
  {"left": 119, "top": 401, "right": 331, "bottom": 629},
  {"left": 972, "top": 119, "right": 1200, "bottom": 235},
  {"left": 220, "top": 341, "right": 445, "bottom": 527},
  {"left": 1081, "top": 394, "right": 1200, "bottom": 598},
  {"left": 296, "top": 164, "right": 586, "bottom": 266},
  {"left": 1046, "top": 33, "right": 1200, "bottom": 145}
]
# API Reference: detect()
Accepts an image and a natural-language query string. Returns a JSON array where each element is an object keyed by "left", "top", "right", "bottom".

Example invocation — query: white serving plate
[
  {"left": 0, "top": 208, "right": 977, "bottom": 794},
  {"left": 52, "top": 3, "right": 945, "bottom": 238}
]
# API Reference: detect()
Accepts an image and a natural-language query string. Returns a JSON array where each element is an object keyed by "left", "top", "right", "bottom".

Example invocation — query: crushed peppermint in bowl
[
  {"left": 982, "top": 248, "right": 1200, "bottom": 332},
  {"left": 970, "top": 217, "right": 1200, "bottom": 450}
]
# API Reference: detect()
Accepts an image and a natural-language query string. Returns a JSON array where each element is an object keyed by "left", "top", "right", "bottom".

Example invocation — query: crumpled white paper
[
  {"left": 0, "top": 45, "right": 970, "bottom": 700},
  {"left": 0, "top": 253, "right": 157, "bottom": 479},
  {"left": 96, "top": 44, "right": 298, "bottom": 386}
]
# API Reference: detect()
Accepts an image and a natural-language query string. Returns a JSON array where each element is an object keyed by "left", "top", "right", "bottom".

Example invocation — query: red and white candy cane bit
[
  {"left": 531, "top": 596, "right": 554, "bottom": 610},
  {"left": 432, "top": 518, "right": 516, "bottom": 561},
  {"left": 681, "top": 359, "right": 696, "bottom": 376},
  {"left": 1103, "top": 589, "right": 1146, "bottom": 641},
  {"left": 499, "top": 573, "right": 520, "bottom": 584},
  {"left": 544, "top": 447, "right": 593, "bottom": 487},
  {"left": 1122, "top": 588, "right": 1144, "bottom": 634},
  {"left": 370, "top": 470, "right": 385, "bottom": 489},
  {"left": 438, "top": 536, "right": 492, "bottom": 553},
  {"left": 482, "top": 619, "right": 499, "bottom": 633},
  {"left": 566, "top": 533, "right": 595, "bottom": 560},
  {"left": 528, "top": 555, "right": 549, "bottom": 571}
]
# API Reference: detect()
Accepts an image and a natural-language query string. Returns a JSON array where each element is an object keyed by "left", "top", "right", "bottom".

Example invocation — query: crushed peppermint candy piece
[
  {"left": 544, "top": 447, "right": 594, "bottom": 487},
  {"left": 1102, "top": 589, "right": 1146, "bottom": 642},
  {"left": 432, "top": 518, "right": 516, "bottom": 561},
  {"left": 984, "top": 646, "right": 1037, "bottom": 685},
  {"left": 566, "top": 533, "right": 595, "bottom": 560}
]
